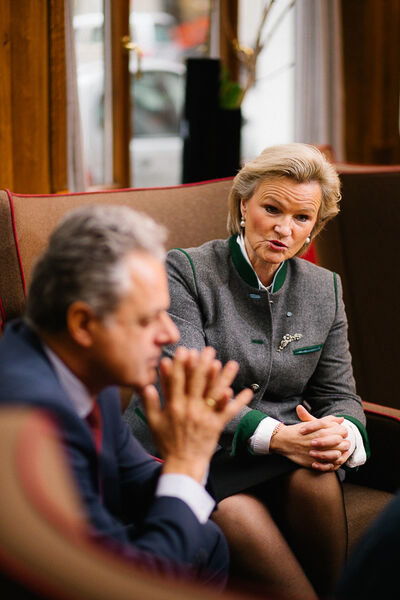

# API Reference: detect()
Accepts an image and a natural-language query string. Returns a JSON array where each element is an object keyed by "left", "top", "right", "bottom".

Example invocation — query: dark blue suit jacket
[{"left": 0, "top": 320, "right": 220, "bottom": 577}]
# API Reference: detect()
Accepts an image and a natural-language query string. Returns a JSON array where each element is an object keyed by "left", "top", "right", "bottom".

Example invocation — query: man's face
[{"left": 87, "top": 252, "right": 179, "bottom": 391}]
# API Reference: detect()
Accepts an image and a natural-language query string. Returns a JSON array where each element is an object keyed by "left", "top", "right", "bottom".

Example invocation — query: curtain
[
  {"left": 65, "top": 0, "right": 86, "bottom": 191},
  {"left": 294, "top": 0, "right": 344, "bottom": 160}
]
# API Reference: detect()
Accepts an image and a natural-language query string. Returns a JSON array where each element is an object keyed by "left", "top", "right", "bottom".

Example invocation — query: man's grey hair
[{"left": 25, "top": 204, "right": 167, "bottom": 333}]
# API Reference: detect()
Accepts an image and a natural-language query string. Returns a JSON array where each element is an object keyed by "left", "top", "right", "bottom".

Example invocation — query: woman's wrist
[{"left": 269, "top": 422, "right": 286, "bottom": 453}]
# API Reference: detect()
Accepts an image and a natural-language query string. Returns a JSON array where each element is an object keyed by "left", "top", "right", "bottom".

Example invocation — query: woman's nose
[{"left": 274, "top": 220, "right": 291, "bottom": 236}]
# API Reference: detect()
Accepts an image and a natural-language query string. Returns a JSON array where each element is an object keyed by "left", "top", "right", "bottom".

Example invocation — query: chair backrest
[
  {"left": 0, "top": 406, "right": 253, "bottom": 600},
  {"left": 314, "top": 164, "right": 400, "bottom": 409},
  {"left": 0, "top": 179, "right": 233, "bottom": 327}
]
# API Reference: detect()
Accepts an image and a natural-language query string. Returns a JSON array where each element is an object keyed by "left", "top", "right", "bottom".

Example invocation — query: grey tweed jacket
[{"left": 125, "top": 236, "right": 367, "bottom": 456}]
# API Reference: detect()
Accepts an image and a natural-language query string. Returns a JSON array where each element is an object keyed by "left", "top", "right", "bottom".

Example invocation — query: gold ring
[{"left": 205, "top": 397, "right": 217, "bottom": 408}]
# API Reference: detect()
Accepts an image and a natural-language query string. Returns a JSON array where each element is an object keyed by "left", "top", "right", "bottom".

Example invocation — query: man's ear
[{"left": 66, "top": 302, "right": 97, "bottom": 348}]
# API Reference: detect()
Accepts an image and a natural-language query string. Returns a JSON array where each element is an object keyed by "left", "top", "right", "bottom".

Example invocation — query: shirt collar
[
  {"left": 236, "top": 234, "right": 285, "bottom": 292},
  {"left": 43, "top": 345, "right": 94, "bottom": 418}
]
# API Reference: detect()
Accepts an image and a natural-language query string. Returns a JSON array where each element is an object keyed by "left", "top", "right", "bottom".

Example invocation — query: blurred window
[
  {"left": 73, "top": 1, "right": 106, "bottom": 186},
  {"left": 238, "top": 0, "right": 295, "bottom": 162},
  {"left": 128, "top": 0, "right": 210, "bottom": 187},
  {"left": 73, "top": 0, "right": 211, "bottom": 188},
  {"left": 132, "top": 70, "right": 184, "bottom": 137}
]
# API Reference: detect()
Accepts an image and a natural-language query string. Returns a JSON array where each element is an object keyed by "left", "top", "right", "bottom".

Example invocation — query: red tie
[
  {"left": 86, "top": 401, "right": 103, "bottom": 498},
  {"left": 86, "top": 401, "right": 103, "bottom": 455}
]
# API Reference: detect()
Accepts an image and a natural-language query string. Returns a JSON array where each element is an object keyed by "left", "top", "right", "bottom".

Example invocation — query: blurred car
[
  {"left": 77, "top": 59, "right": 185, "bottom": 188},
  {"left": 73, "top": 11, "right": 180, "bottom": 62}
]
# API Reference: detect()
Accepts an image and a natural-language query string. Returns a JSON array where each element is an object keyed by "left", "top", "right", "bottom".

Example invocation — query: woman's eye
[
  {"left": 265, "top": 205, "right": 278, "bottom": 214},
  {"left": 296, "top": 214, "right": 309, "bottom": 222}
]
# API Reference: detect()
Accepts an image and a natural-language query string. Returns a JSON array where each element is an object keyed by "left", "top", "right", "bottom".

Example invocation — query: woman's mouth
[{"left": 269, "top": 240, "right": 287, "bottom": 250}]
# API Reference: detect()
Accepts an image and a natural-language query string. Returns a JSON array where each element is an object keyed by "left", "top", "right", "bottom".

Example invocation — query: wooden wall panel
[
  {"left": 342, "top": 0, "right": 400, "bottom": 164},
  {"left": 0, "top": 0, "right": 13, "bottom": 188},
  {"left": 49, "top": 0, "right": 67, "bottom": 193},
  {"left": 111, "top": 0, "right": 130, "bottom": 188},
  {"left": 10, "top": 0, "right": 50, "bottom": 192},
  {"left": 0, "top": 0, "right": 67, "bottom": 193}
]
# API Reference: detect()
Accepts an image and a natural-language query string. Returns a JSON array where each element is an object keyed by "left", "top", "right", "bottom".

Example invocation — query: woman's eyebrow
[{"left": 261, "top": 195, "right": 316, "bottom": 213}]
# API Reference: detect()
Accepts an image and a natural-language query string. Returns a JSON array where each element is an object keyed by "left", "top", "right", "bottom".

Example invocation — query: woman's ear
[
  {"left": 240, "top": 197, "right": 247, "bottom": 219},
  {"left": 66, "top": 302, "right": 96, "bottom": 348}
]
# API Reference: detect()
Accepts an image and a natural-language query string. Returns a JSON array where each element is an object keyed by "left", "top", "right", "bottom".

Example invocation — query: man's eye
[{"left": 138, "top": 318, "right": 151, "bottom": 327}]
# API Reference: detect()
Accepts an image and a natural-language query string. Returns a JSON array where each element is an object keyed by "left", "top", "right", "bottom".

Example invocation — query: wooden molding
[
  {"left": 49, "top": 0, "right": 67, "bottom": 193},
  {"left": 342, "top": 0, "right": 400, "bottom": 164},
  {"left": 0, "top": 0, "right": 67, "bottom": 193},
  {"left": 0, "top": 0, "right": 14, "bottom": 188},
  {"left": 10, "top": 0, "right": 50, "bottom": 192},
  {"left": 110, "top": 0, "right": 130, "bottom": 188}
]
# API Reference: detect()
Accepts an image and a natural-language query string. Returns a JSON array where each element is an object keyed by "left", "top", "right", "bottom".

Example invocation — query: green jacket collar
[{"left": 228, "top": 235, "right": 287, "bottom": 292}]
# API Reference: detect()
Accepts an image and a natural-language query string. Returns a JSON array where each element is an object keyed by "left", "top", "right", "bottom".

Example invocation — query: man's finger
[
  {"left": 140, "top": 384, "right": 161, "bottom": 424},
  {"left": 205, "top": 360, "right": 239, "bottom": 402},
  {"left": 224, "top": 388, "right": 253, "bottom": 421},
  {"left": 186, "top": 346, "right": 216, "bottom": 399},
  {"left": 168, "top": 346, "right": 191, "bottom": 403},
  {"left": 159, "top": 356, "right": 173, "bottom": 402}
]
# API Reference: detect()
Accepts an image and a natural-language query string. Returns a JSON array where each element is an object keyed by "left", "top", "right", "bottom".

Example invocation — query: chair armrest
[{"left": 345, "top": 402, "right": 400, "bottom": 492}]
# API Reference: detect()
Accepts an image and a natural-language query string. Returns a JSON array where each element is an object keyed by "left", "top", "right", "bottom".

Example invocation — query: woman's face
[{"left": 241, "top": 176, "right": 321, "bottom": 274}]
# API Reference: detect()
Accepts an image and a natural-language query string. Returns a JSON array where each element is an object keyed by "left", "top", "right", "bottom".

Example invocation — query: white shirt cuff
[
  {"left": 155, "top": 474, "right": 215, "bottom": 524},
  {"left": 342, "top": 419, "right": 367, "bottom": 468},
  {"left": 249, "top": 416, "right": 281, "bottom": 454}
]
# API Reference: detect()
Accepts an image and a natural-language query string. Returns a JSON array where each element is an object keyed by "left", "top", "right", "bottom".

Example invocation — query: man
[{"left": 0, "top": 205, "right": 252, "bottom": 584}]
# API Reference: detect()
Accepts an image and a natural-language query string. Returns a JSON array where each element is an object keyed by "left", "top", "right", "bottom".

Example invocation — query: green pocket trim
[{"left": 293, "top": 344, "right": 323, "bottom": 355}]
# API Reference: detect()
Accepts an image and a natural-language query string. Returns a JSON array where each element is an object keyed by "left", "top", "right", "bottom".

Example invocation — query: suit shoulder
[
  {"left": 167, "top": 239, "right": 230, "bottom": 284},
  {"left": 168, "top": 238, "right": 229, "bottom": 263},
  {"left": 290, "top": 257, "right": 338, "bottom": 282}
]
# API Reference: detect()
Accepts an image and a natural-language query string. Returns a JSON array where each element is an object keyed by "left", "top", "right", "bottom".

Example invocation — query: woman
[{"left": 127, "top": 144, "right": 368, "bottom": 599}]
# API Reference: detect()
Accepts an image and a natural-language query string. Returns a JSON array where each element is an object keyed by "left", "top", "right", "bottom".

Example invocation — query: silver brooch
[{"left": 277, "top": 333, "right": 303, "bottom": 352}]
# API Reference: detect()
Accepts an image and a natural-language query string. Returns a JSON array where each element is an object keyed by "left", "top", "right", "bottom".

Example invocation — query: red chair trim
[
  {"left": 363, "top": 401, "right": 400, "bottom": 423},
  {"left": 5, "top": 189, "right": 26, "bottom": 295},
  {"left": 0, "top": 295, "right": 5, "bottom": 331},
  {"left": 16, "top": 411, "right": 87, "bottom": 541},
  {"left": 0, "top": 544, "right": 72, "bottom": 600},
  {"left": 7, "top": 176, "right": 234, "bottom": 199}
]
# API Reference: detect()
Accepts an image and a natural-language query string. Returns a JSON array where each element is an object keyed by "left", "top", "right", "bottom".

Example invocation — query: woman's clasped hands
[{"left": 270, "top": 404, "right": 351, "bottom": 471}]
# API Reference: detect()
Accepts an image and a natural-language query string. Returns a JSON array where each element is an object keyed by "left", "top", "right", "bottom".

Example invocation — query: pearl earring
[
  {"left": 306, "top": 236, "right": 311, "bottom": 244},
  {"left": 240, "top": 218, "right": 245, "bottom": 228}
]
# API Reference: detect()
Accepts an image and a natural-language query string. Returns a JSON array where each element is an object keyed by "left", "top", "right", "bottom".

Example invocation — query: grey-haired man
[{"left": 0, "top": 205, "right": 252, "bottom": 584}]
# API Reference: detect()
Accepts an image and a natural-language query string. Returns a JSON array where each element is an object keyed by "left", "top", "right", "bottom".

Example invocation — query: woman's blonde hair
[{"left": 227, "top": 143, "right": 341, "bottom": 244}]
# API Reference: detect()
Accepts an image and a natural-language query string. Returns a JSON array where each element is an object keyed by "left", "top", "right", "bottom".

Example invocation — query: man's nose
[{"left": 157, "top": 312, "right": 180, "bottom": 346}]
